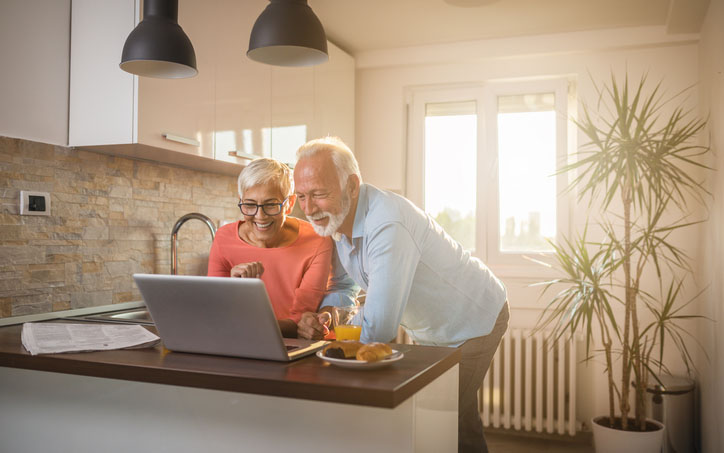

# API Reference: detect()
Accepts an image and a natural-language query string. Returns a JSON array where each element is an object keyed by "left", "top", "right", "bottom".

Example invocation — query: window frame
[{"left": 406, "top": 78, "right": 572, "bottom": 277}]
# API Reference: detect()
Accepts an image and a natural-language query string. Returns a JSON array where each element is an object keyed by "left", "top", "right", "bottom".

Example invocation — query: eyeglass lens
[{"left": 239, "top": 202, "right": 283, "bottom": 216}]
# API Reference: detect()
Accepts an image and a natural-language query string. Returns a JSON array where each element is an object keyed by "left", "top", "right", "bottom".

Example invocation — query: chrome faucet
[{"left": 171, "top": 213, "right": 217, "bottom": 275}]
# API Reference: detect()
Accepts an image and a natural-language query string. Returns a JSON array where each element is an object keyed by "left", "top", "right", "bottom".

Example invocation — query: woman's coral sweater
[{"left": 207, "top": 219, "right": 332, "bottom": 323}]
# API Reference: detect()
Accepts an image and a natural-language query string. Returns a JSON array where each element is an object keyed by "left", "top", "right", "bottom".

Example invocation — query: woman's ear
[{"left": 285, "top": 194, "right": 297, "bottom": 214}]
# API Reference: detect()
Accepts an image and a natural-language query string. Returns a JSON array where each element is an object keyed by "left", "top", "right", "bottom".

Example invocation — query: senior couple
[{"left": 208, "top": 137, "right": 509, "bottom": 453}]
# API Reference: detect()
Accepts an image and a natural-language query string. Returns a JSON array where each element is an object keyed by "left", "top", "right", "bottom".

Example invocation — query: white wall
[
  {"left": 354, "top": 26, "right": 705, "bottom": 429},
  {"left": 697, "top": 0, "right": 724, "bottom": 451},
  {"left": 0, "top": 0, "right": 70, "bottom": 145}
]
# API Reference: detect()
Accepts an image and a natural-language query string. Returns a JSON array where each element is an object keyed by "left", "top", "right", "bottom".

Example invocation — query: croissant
[
  {"left": 323, "top": 340, "right": 364, "bottom": 359},
  {"left": 355, "top": 343, "right": 393, "bottom": 362}
]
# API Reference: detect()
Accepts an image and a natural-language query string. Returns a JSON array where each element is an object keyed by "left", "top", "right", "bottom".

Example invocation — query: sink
[{"left": 78, "top": 308, "right": 154, "bottom": 325}]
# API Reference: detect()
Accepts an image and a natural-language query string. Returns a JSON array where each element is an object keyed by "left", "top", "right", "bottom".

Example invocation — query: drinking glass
[{"left": 333, "top": 303, "right": 364, "bottom": 341}]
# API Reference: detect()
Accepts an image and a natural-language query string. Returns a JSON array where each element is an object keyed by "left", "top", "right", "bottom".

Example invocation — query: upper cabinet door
[
  {"left": 269, "top": 65, "right": 315, "bottom": 166},
  {"left": 69, "top": 0, "right": 136, "bottom": 147},
  {"left": 312, "top": 42, "right": 355, "bottom": 150},
  {"left": 137, "top": 0, "right": 216, "bottom": 159},
  {"left": 214, "top": 0, "right": 271, "bottom": 165}
]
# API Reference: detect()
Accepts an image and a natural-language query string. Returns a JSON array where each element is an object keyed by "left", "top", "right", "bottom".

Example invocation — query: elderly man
[{"left": 295, "top": 137, "right": 509, "bottom": 453}]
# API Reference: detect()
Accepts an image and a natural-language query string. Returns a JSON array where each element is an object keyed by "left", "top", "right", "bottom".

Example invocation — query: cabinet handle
[
  {"left": 228, "top": 150, "right": 260, "bottom": 160},
  {"left": 162, "top": 133, "right": 200, "bottom": 147}
]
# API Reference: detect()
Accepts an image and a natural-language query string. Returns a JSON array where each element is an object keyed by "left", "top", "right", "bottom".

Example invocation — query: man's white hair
[
  {"left": 296, "top": 136, "right": 362, "bottom": 190},
  {"left": 237, "top": 158, "right": 293, "bottom": 200}
]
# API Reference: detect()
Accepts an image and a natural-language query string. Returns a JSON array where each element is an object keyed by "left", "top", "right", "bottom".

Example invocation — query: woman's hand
[{"left": 230, "top": 261, "right": 264, "bottom": 278}]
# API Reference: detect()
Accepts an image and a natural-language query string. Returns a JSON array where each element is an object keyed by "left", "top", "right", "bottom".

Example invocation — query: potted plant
[{"left": 534, "top": 72, "right": 710, "bottom": 452}]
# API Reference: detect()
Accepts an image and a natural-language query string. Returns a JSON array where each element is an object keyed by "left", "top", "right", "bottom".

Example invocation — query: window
[
  {"left": 407, "top": 80, "right": 570, "bottom": 274},
  {"left": 496, "top": 93, "right": 557, "bottom": 253},
  {"left": 424, "top": 101, "right": 478, "bottom": 251}
]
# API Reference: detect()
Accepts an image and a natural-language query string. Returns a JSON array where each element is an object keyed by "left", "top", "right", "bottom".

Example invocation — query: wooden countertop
[{"left": 0, "top": 323, "right": 460, "bottom": 409}]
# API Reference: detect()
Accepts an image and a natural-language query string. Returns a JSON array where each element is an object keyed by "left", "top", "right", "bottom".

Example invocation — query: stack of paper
[{"left": 21, "top": 322, "right": 160, "bottom": 356}]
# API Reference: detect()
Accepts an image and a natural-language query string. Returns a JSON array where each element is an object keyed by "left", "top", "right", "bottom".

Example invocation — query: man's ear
[
  {"left": 347, "top": 174, "right": 361, "bottom": 198},
  {"left": 285, "top": 194, "right": 297, "bottom": 214}
]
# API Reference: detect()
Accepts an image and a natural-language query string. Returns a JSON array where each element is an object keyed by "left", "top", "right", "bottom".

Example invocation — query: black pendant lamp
[
  {"left": 120, "top": 0, "right": 197, "bottom": 78},
  {"left": 247, "top": 0, "right": 328, "bottom": 67}
]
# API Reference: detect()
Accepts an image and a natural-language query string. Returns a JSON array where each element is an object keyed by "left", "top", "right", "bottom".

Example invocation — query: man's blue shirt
[{"left": 322, "top": 184, "right": 507, "bottom": 347}]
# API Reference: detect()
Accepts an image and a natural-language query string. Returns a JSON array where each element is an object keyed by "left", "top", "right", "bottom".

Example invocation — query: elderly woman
[{"left": 207, "top": 158, "right": 333, "bottom": 337}]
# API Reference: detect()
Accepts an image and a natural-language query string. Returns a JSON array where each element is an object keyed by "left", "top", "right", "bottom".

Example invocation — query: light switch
[{"left": 20, "top": 191, "right": 50, "bottom": 216}]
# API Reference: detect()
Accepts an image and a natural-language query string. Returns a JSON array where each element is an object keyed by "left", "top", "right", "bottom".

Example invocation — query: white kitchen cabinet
[
  {"left": 215, "top": 0, "right": 355, "bottom": 168},
  {"left": 218, "top": 41, "right": 355, "bottom": 168},
  {"left": 69, "top": 0, "right": 228, "bottom": 174},
  {"left": 213, "top": 0, "right": 272, "bottom": 166},
  {"left": 311, "top": 42, "right": 355, "bottom": 148},
  {"left": 68, "top": 0, "right": 136, "bottom": 148},
  {"left": 136, "top": 0, "right": 216, "bottom": 161},
  {"left": 69, "top": 0, "right": 354, "bottom": 175},
  {"left": 268, "top": 65, "right": 315, "bottom": 166},
  {"left": 267, "top": 42, "right": 355, "bottom": 167}
]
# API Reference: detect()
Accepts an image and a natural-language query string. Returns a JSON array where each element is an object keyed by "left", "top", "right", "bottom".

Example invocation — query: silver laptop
[{"left": 133, "top": 274, "right": 327, "bottom": 361}]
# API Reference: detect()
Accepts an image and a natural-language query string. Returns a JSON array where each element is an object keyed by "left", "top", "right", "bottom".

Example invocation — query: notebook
[{"left": 132, "top": 273, "right": 327, "bottom": 361}]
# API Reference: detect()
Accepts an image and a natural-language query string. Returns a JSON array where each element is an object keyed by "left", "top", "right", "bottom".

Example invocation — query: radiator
[{"left": 479, "top": 329, "right": 578, "bottom": 435}]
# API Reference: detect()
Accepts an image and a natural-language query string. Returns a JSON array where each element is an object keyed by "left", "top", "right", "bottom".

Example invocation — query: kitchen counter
[
  {"left": 0, "top": 322, "right": 460, "bottom": 452},
  {"left": 0, "top": 322, "right": 459, "bottom": 408}
]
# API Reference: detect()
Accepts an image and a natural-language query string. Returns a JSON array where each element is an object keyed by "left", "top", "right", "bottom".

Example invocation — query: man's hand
[
  {"left": 297, "top": 310, "right": 332, "bottom": 340},
  {"left": 230, "top": 262, "right": 264, "bottom": 278}
]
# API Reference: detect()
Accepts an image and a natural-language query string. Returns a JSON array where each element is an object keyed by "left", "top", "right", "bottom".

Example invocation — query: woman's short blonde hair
[{"left": 237, "top": 158, "right": 293, "bottom": 200}]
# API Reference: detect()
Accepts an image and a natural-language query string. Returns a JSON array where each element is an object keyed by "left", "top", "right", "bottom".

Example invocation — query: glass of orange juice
[{"left": 333, "top": 304, "right": 364, "bottom": 341}]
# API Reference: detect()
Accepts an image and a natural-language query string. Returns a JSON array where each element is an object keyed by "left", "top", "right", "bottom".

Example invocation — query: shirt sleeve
[
  {"left": 287, "top": 237, "right": 334, "bottom": 323},
  {"left": 360, "top": 222, "right": 421, "bottom": 343},
  {"left": 320, "top": 244, "right": 360, "bottom": 309},
  {"left": 207, "top": 232, "right": 231, "bottom": 277}
]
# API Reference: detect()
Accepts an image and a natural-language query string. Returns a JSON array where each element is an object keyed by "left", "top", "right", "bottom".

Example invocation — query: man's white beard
[{"left": 308, "top": 191, "right": 351, "bottom": 237}]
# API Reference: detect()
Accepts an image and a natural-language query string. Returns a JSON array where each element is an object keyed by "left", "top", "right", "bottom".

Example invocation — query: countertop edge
[{"left": 0, "top": 343, "right": 461, "bottom": 409}]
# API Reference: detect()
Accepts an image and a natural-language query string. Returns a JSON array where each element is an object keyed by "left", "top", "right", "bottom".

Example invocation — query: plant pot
[{"left": 592, "top": 416, "right": 664, "bottom": 453}]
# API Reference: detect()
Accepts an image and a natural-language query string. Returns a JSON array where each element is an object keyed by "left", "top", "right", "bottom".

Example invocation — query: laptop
[{"left": 132, "top": 274, "right": 327, "bottom": 361}]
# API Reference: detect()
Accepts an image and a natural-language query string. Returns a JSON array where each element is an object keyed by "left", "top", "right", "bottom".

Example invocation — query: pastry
[
  {"left": 355, "top": 342, "right": 393, "bottom": 362},
  {"left": 323, "top": 340, "right": 364, "bottom": 359}
]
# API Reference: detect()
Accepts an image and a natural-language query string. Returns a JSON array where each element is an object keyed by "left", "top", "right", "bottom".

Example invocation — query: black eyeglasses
[{"left": 238, "top": 197, "right": 288, "bottom": 216}]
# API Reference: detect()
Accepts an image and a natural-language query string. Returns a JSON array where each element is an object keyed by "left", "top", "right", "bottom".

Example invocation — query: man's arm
[
  {"left": 297, "top": 244, "right": 360, "bottom": 340},
  {"left": 320, "top": 243, "right": 359, "bottom": 308},
  {"left": 299, "top": 223, "right": 421, "bottom": 343},
  {"left": 360, "top": 222, "right": 421, "bottom": 343}
]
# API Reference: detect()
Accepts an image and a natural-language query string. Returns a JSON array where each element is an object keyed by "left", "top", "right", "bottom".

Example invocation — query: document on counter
[{"left": 21, "top": 322, "right": 160, "bottom": 356}]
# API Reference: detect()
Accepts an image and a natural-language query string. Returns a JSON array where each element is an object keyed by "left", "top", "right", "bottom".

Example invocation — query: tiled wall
[{"left": 0, "top": 136, "right": 240, "bottom": 318}]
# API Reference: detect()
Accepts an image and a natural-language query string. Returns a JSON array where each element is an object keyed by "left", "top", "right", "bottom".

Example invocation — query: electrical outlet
[{"left": 20, "top": 191, "right": 50, "bottom": 216}]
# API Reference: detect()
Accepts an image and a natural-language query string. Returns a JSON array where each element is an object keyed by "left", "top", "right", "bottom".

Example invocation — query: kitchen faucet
[{"left": 171, "top": 213, "right": 217, "bottom": 275}]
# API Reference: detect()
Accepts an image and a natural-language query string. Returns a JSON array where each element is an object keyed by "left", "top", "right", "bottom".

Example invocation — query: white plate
[{"left": 316, "top": 349, "right": 404, "bottom": 370}]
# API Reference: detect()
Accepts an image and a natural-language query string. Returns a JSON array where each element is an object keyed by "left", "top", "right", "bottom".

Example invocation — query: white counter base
[{"left": 0, "top": 364, "right": 458, "bottom": 452}]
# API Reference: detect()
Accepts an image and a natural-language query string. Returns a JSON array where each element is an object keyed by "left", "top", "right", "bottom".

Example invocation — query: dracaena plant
[{"left": 534, "top": 72, "right": 711, "bottom": 431}]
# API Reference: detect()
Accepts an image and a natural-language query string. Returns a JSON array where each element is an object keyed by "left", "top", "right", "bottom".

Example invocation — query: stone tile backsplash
[{"left": 0, "top": 137, "right": 240, "bottom": 318}]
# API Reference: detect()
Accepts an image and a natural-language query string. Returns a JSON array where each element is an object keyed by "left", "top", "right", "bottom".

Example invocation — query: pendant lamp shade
[
  {"left": 120, "top": 0, "right": 197, "bottom": 78},
  {"left": 247, "top": 0, "right": 328, "bottom": 67}
]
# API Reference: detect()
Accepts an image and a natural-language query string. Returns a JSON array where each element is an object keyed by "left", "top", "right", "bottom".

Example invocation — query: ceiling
[{"left": 308, "top": 0, "right": 711, "bottom": 55}]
